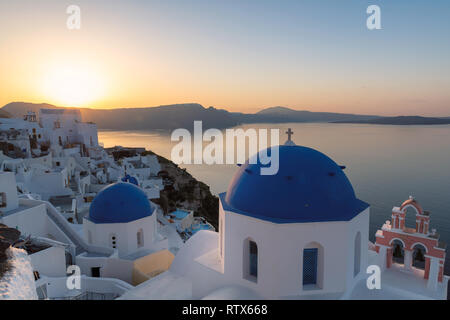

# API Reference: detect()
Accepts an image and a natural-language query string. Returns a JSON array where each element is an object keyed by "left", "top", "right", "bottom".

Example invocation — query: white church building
[
  {"left": 120, "top": 136, "right": 448, "bottom": 300},
  {"left": 78, "top": 181, "right": 174, "bottom": 285}
]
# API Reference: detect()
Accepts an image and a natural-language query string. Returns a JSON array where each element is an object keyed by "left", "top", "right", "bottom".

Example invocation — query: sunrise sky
[{"left": 0, "top": 0, "right": 449, "bottom": 115}]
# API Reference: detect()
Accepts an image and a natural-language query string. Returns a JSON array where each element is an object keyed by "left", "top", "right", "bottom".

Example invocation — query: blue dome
[
  {"left": 89, "top": 182, "right": 154, "bottom": 224},
  {"left": 222, "top": 145, "right": 369, "bottom": 223}
]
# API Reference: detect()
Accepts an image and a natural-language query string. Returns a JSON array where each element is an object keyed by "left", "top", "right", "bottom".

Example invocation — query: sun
[{"left": 42, "top": 62, "right": 106, "bottom": 107}]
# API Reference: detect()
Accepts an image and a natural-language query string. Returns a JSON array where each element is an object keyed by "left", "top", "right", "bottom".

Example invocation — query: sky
[{"left": 0, "top": 0, "right": 449, "bottom": 116}]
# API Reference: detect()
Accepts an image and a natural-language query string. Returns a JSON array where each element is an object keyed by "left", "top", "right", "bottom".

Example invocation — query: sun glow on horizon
[{"left": 41, "top": 62, "right": 107, "bottom": 107}]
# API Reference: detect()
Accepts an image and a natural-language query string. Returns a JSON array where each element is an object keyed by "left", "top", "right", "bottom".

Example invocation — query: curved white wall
[{"left": 83, "top": 213, "right": 156, "bottom": 258}]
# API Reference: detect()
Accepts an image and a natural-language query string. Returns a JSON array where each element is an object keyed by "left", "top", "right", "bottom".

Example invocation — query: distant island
[
  {"left": 0, "top": 109, "right": 11, "bottom": 119},
  {"left": 333, "top": 116, "right": 450, "bottom": 125},
  {"left": 1, "top": 102, "right": 449, "bottom": 130}
]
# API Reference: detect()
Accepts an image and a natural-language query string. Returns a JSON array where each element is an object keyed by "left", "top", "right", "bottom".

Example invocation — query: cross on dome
[
  {"left": 284, "top": 128, "right": 296, "bottom": 146},
  {"left": 286, "top": 128, "right": 294, "bottom": 141}
]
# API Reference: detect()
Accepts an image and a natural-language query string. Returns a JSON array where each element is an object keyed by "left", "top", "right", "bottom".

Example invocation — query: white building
[
  {"left": 0, "top": 172, "right": 179, "bottom": 298},
  {"left": 0, "top": 129, "right": 32, "bottom": 158},
  {"left": 166, "top": 209, "right": 195, "bottom": 233},
  {"left": 0, "top": 113, "right": 44, "bottom": 145},
  {"left": 76, "top": 182, "right": 177, "bottom": 285},
  {"left": 120, "top": 139, "right": 449, "bottom": 300},
  {"left": 122, "top": 155, "right": 161, "bottom": 181},
  {"left": 1, "top": 109, "right": 98, "bottom": 159},
  {"left": 39, "top": 108, "right": 98, "bottom": 153}
]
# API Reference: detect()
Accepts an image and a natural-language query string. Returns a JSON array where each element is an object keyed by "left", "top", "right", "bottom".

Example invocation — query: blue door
[{"left": 303, "top": 248, "right": 318, "bottom": 285}]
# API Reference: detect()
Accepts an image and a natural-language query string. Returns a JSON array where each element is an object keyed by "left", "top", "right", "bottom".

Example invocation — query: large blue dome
[
  {"left": 89, "top": 182, "right": 155, "bottom": 224},
  {"left": 221, "top": 145, "right": 369, "bottom": 223}
]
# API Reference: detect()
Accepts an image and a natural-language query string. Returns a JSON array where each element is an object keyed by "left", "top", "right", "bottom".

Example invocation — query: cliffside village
[{"left": 0, "top": 109, "right": 213, "bottom": 299}]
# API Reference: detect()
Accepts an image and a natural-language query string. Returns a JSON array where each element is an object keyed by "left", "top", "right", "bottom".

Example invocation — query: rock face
[
  {"left": 0, "top": 248, "right": 38, "bottom": 300},
  {"left": 0, "top": 224, "right": 38, "bottom": 300},
  {"left": 153, "top": 155, "right": 219, "bottom": 229},
  {"left": 0, "top": 224, "right": 21, "bottom": 279}
]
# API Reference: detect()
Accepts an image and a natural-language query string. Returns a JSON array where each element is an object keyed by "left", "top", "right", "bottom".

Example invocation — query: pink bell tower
[{"left": 375, "top": 197, "right": 446, "bottom": 291}]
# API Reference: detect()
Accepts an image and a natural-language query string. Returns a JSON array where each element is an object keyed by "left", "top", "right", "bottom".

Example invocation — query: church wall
[
  {"left": 221, "top": 202, "right": 362, "bottom": 298},
  {"left": 344, "top": 207, "right": 370, "bottom": 292},
  {"left": 83, "top": 214, "right": 156, "bottom": 257}
]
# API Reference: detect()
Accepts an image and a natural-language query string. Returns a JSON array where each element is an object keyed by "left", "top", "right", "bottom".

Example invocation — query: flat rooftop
[
  {"left": 348, "top": 264, "right": 448, "bottom": 300},
  {"left": 0, "top": 201, "right": 44, "bottom": 218}
]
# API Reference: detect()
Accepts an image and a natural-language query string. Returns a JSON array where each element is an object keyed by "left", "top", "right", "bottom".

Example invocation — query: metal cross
[{"left": 286, "top": 128, "right": 294, "bottom": 141}]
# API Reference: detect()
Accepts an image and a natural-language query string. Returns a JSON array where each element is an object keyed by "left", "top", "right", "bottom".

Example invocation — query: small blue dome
[
  {"left": 222, "top": 145, "right": 368, "bottom": 223},
  {"left": 89, "top": 182, "right": 154, "bottom": 224},
  {"left": 121, "top": 174, "right": 139, "bottom": 186}
]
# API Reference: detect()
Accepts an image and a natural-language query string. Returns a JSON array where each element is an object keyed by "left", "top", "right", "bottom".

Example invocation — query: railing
[
  {"left": 53, "top": 292, "right": 117, "bottom": 300},
  {"left": 37, "top": 275, "right": 133, "bottom": 300}
]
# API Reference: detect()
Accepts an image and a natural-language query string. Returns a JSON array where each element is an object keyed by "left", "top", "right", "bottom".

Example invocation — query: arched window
[
  {"left": 391, "top": 239, "right": 405, "bottom": 264},
  {"left": 412, "top": 243, "right": 427, "bottom": 270},
  {"left": 243, "top": 238, "right": 258, "bottom": 282},
  {"left": 137, "top": 229, "right": 144, "bottom": 248},
  {"left": 404, "top": 206, "right": 418, "bottom": 229},
  {"left": 354, "top": 232, "right": 361, "bottom": 277},
  {"left": 302, "top": 242, "right": 324, "bottom": 289}
]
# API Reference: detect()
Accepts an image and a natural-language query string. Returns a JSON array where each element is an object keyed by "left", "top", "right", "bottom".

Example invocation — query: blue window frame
[{"left": 303, "top": 248, "right": 318, "bottom": 285}]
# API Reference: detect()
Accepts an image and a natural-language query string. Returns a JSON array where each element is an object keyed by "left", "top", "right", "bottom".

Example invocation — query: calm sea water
[{"left": 99, "top": 123, "right": 450, "bottom": 274}]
